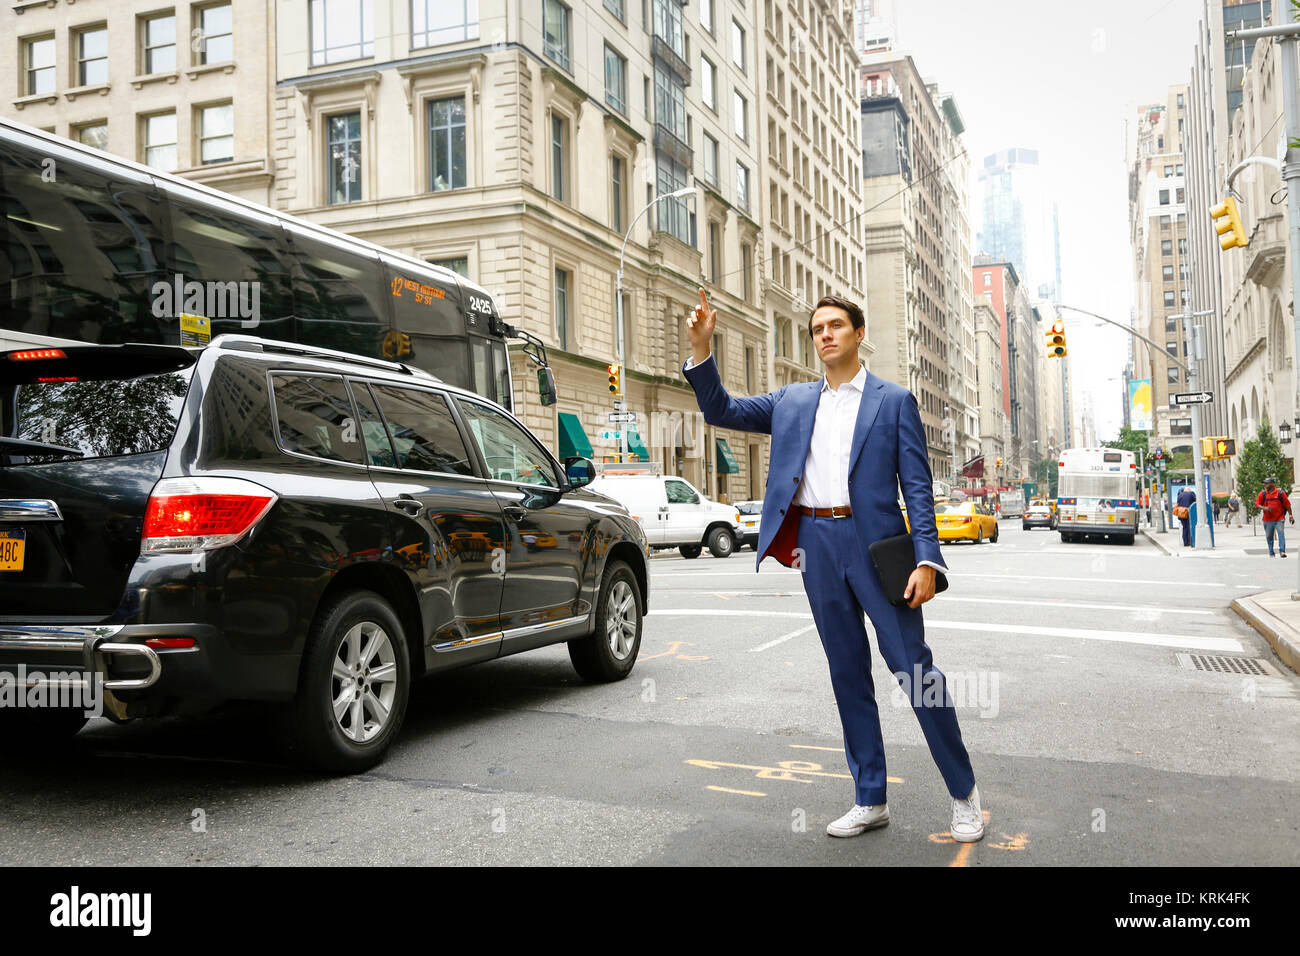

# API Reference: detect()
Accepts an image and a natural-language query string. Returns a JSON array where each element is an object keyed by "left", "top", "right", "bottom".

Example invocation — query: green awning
[
  {"left": 558, "top": 412, "right": 594, "bottom": 459},
  {"left": 716, "top": 437, "right": 739, "bottom": 474},
  {"left": 626, "top": 428, "right": 649, "bottom": 461}
]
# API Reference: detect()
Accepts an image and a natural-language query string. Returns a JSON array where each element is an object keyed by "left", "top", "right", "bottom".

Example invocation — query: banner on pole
[{"left": 1129, "top": 378, "right": 1153, "bottom": 431}]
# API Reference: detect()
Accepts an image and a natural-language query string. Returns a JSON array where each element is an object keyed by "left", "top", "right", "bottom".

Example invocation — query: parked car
[
  {"left": 936, "top": 502, "right": 1000, "bottom": 544},
  {"left": 1022, "top": 505, "right": 1057, "bottom": 531},
  {"left": 735, "top": 500, "right": 763, "bottom": 550},
  {"left": 587, "top": 474, "right": 742, "bottom": 558},
  {"left": 0, "top": 337, "right": 649, "bottom": 772}
]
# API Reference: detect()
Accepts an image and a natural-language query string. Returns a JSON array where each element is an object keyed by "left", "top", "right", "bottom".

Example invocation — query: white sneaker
[
  {"left": 950, "top": 784, "right": 985, "bottom": 843},
  {"left": 826, "top": 803, "right": 890, "bottom": 837}
]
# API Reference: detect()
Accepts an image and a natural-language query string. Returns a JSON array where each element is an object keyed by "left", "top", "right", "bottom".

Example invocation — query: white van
[{"left": 587, "top": 475, "right": 742, "bottom": 558}]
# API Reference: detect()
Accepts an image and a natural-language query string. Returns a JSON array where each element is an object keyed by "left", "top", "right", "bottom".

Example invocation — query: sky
[{"left": 891, "top": 0, "right": 1210, "bottom": 442}]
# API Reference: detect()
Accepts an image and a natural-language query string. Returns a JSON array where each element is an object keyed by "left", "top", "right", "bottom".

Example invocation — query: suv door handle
[
  {"left": 393, "top": 496, "right": 424, "bottom": 516},
  {"left": 503, "top": 505, "right": 528, "bottom": 522}
]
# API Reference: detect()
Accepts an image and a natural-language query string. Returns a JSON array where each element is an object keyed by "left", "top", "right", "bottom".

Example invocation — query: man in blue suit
[{"left": 683, "top": 289, "right": 984, "bottom": 842}]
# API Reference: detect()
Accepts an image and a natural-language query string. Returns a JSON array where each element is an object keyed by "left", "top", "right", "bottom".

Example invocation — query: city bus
[
  {"left": 1056, "top": 447, "right": 1139, "bottom": 545},
  {"left": 0, "top": 117, "right": 553, "bottom": 410}
]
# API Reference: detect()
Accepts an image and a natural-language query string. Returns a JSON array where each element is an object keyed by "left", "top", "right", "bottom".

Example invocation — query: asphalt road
[{"left": 1, "top": 521, "right": 1296, "bottom": 866}]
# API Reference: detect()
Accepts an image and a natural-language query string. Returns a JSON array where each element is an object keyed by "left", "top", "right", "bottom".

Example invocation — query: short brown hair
[{"left": 808, "top": 295, "right": 865, "bottom": 337}]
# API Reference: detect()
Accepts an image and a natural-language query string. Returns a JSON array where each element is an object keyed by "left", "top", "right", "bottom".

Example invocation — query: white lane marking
[
  {"left": 945, "top": 597, "right": 1213, "bottom": 616},
  {"left": 748, "top": 623, "right": 819, "bottom": 652},
  {"left": 926, "top": 620, "right": 1244, "bottom": 653},
  {"left": 645, "top": 610, "right": 1244, "bottom": 653},
  {"left": 650, "top": 568, "right": 1258, "bottom": 588}
]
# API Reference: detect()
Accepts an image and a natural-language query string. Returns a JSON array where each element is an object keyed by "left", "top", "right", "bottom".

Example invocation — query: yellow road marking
[
  {"left": 706, "top": 785, "right": 766, "bottom": 797},
  {"left": 686, "top": 758, "right": 851, "bottom": 783}
]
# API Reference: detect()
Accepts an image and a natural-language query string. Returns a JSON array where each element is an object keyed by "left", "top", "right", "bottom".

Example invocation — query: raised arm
[{"left": 683, "top": 288, "right": 782, "bottom": 434}]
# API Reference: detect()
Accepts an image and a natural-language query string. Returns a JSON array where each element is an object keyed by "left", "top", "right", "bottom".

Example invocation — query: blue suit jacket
[{"left": 683, "top": 355, "right": 946, "bottom": 573}]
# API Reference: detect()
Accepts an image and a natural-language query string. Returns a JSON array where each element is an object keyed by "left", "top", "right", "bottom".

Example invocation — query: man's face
[{"left": 809, "top": 305, "right": 863, "bottom": 363}]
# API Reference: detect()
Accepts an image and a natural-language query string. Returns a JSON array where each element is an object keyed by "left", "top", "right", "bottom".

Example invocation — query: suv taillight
[{"left": 142, "top": 477, "right": 278, "bottom": 553}]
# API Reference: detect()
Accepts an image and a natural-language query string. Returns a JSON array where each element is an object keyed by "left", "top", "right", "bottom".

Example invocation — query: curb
[
  {"left": 1141, "top": 527, "right": 1174, "bottom": 556},
  {"left": 1230, "top": 592, "right": 1300, "bottom": 675}
]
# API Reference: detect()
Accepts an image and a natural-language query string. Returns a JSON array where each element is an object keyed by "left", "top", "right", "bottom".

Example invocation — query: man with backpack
[{"left": 1255, "top": 478, "right": 1294, "bottom": 557}]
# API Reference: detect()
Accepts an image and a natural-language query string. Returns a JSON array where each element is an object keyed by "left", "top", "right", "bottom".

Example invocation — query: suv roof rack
[{"left": 211, "top": 334, "right": 440, "bottom": 381}]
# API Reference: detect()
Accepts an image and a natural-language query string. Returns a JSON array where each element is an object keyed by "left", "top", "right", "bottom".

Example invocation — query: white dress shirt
[{"left": 685, "top": 352, "right": 945, "bottom": 575}]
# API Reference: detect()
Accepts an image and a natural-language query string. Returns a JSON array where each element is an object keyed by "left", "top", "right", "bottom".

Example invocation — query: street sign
[
  {"left": 600, "top": 430, "right": 622, "bottom": 440},
  {"left": 609, "top": 412, "right": 637, "bottom": 423},
  {"left": 1172, "top": 391, "right": 1213, "bottom": 405},
  {"left": 612, "top": 399, "right": 626, "bottom": 410}
]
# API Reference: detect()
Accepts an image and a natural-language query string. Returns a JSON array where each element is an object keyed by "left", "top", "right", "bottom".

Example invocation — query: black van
[{"left": 0, "top": 336, "right": 648, "bottom": 772}]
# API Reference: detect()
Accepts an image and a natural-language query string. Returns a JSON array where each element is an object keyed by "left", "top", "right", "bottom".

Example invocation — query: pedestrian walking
[
  {"left": 1255, "top": 477, "right": 1294, "bottom": 557},
  {"left": 1213, "top": 498, "right": 1221, "bottom": 524},
  {"left": 1175, "top": 486, "right": 1196, "bottom": 547},
  {"left": 1228, "top": 493, "right": 1241, "bottom": 528},
  {"left": 683, "top": 288, "right": 983, "bottom": 843}
]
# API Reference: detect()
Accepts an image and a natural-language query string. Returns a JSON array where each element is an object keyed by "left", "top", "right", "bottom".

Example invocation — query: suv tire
[
  {"left": 678, "top": 545, "right": 702, "bottom": 559},
  {"left": 707, "top": 527, "right": 736, "bottom": 558},
  {"left": 569, "top": 560, "right": 641, "bottom": 682},
  {"left": 288, "top": 590, "right": 410, "bottom": 774}
]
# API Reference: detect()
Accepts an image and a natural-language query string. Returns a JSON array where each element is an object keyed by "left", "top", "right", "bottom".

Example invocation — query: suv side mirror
[
  {"left": 563, "top": 456, "right": 595, "bottom": 490},
  {"left": 537, "top": 367, "right": 557, "bottom": 406}
]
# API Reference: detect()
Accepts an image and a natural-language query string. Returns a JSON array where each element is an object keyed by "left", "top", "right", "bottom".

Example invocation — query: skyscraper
[{"left": 975, "top": 148, "right": 1062, "bottom": 304}]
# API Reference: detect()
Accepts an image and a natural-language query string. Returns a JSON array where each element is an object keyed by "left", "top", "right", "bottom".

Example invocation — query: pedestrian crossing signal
[
  {"left": 1200, "top": 436, "right": 1236, "bottom": 459},
  {"left": 607, "top": 363, "right": 622, "bottom": 395}
]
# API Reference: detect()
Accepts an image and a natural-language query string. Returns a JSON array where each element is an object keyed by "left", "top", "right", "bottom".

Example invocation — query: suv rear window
[
  {"left": 2, "top": 347, "right": 194, "bottom": 465},
  {"left": 270, "top": 373, "right": 363, "bottom": 465}
]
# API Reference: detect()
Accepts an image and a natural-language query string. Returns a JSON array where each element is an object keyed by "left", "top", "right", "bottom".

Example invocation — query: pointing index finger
[{"left": 698, "top": 287, "right": 710, "bottom": 313}]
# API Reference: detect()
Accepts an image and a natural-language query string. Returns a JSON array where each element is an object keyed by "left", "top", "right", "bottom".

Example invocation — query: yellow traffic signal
[
  {"left": 1210, "top": 196, "right": 1249, "bottom": 250},
  {"left": 1045, "top": 320, "right": 1067, "bottom": 358},
  {"left": 382, "top": 330, "right": 413, "bottom": 359},
  {"left": 607, "top": 363, "right": 622, "bottom": 395},
  {"left": 995, "top": 456, "right": 1004, "bottom": 468},
  {"left": 1200, "top": 436, "right": 1238, "bottom": 460}
]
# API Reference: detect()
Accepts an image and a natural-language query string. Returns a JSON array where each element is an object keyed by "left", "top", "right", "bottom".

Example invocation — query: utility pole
[
  {"left": 1227, "top": 21, "right": 1300, "bottom": 593},
  {"left": 1183, "top": 310, "right": 1215, "bottom": 550}
]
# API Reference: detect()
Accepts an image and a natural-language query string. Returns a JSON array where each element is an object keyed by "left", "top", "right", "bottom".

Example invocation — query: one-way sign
[
  {"left": 609, "top": 412, "right": 637, "bottom": 423},
  {"left": 1172, "top": 391, "right": 1213, "bottom": 405}
]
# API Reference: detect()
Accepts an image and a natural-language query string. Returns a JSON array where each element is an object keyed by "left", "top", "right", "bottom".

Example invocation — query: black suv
[{"left": 0, "top": 337, "right": 648, "bottom": 771}]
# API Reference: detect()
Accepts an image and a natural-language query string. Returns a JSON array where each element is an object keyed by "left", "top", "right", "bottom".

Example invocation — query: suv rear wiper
[{"left": 0, "top": 437, "right": 85, "bottom": 459}]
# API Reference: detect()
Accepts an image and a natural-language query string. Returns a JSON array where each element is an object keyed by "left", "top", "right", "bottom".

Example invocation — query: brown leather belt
[{"left": 797, "top": 505, "right": 853, "bottom": 518}]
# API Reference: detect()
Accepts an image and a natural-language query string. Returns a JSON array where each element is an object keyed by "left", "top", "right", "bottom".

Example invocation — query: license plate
[
  {"left": 0, "top": 529, "right": 25, "bottom": 572},
  {"left": 743, "top": 520, "right": 757, "bottom": 527}
]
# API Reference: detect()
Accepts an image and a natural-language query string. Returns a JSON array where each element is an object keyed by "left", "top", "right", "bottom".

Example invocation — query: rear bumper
[{"left": 0, "top": 622, "right": 300, "bottom": 709}]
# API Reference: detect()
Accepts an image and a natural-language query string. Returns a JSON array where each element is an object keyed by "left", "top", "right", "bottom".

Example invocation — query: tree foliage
[
  {"left": 1030, "top": 458, "right": 1058, "bottom": 497},
  {"left": 1235, "top": 418, "right": 1293, "bottom": 519},
  {"left": 1102, "top": 426, "right": 1149, "bottom": 456}
]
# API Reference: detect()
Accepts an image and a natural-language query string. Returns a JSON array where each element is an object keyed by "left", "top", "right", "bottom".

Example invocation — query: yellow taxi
[{"left": 936, "top": 502, "right": 999, "bottom": 544}]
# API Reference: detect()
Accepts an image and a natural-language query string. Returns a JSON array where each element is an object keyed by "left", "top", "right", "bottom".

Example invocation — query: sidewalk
[
  {"left": 1231, "top": 590, "right": 1300, "bottom": 674},
  {"left": 1139, "top": 513, "right": 1274, "bottom": 558}
]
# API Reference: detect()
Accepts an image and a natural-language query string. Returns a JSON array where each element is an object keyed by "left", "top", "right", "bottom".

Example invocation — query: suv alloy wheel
[
  {"left": 568, "top": 560, "right": 641, "bottom": 682},
  {"left": 288, "top": 590, "right": 410, "bottom": 773}
]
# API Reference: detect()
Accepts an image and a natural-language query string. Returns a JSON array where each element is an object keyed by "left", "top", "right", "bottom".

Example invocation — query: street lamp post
[{"left": 616, "top": 186, "right": 698, "bottom": 464}]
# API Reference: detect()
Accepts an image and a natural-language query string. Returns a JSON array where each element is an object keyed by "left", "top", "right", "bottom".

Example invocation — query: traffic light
[
  {"left": 1201, "top": 436, "right": 1237, "bottom": 460},
  {"left": 995, "top": 456, "right": 1004, "bottom": 468},
  {"left": 382, "top": 330, "right": 413, "bottom": 359},
  {"left": 1210, "top": 196, "right": 1249, "bottom": 250},
  {"left": 1045, "top": 320, "right": 1067, "bottom": 358},
  {"left": 607, "top": 363, "right": 622, "bottom": 395}
]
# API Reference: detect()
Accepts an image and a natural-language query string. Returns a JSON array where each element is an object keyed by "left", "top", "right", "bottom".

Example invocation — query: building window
[
  {"left": 1176, "top": 187, "right": 1184, "bottom": 204},
  {"left": 1164, "top": 164, "right": 1173, "bottom": 176},
  {"left": 604, "top": 0, "right": 625, "bottom": 22},
  {"left": 1160, "top": 215, "right": 1171, "bottom": 230},
  {"left": 411, "top": 0, "right": 479, "bottom": 48},
  {"left": 983, "top": 272, "right": 991, "bottom": 287},
  {"left": 76, "top": 27, "right": 109, "bottom": 87},
  {"left": 652, "top": 0, "right": 684, "bottom": 58},
  {"left": 702, "top": 132, "right": 718, "bottom": 186},
  {"left": 143, "top": 14, "right": 177, "bottom": 74},
  {"left": 733, "top": 90, "right": 748, "bottom": 141},
  {"left": 736, "top": 161, "right": 750, "bottom": 213},
  {"left": 611, "top": 154, "right": 626, "bottom": 233},
  {"left": 742, "top": 243, "right": 753, "bottom": 303},
  {"left": 745, "top": 345, "right": 755, "bottom": 392},
  {"left": 1165, "top": 316, "right": 1178, "bottom": 332},
  {"left": 1171, "top": 418, "right": 1192, "bottom": 435},
  {"left": 309, "top": 0, "right": 372, "bottom": 66},
  {"left": 656, "top": 152, "right": 690, "bottom": 243},
  {"left": 731, "top": 18, "right": 745, "bottom": 72},
  {"left": 550, "top": 113, "right": 570, "bottom": 202},
  {"left": 605, "top": 45, "right": 627, "bottom": 115},
  {"left": 554, "top": 267, "right": 570, "bottom": 349},
  {"left": 1162, "top": 265, "right": 1174, "bottom": 280},
  {"left": 1177, "top": 92, "right": 1184, "bottom": 108},
  {"left": 431, "top": 256, "right": 469, "bottom": 277},
  {"left": 143, "top": 111, "right": 178, "bottom": 171},
  {"left": 701, "top": 56, "right": 717, "bottom": 111},
  {"left": 198, "top": 102, "right": 234, "bottom": 164},
  {"left": 1165, "top": 342, "right": 1178, "bottom": 357},
  {"left": 1159, "top": 189, "right": 1170, "bottom": 205},
  {"left": 327, "top": 110, "right": 362, "bottom": 203},
  {"left": 1164, "top": 291, "right": 1176, "bottom": 307},
  {"left": 543, "top": 0, "right": 571, "bottom": 71},
  {"left": 701, "top": 0, "right": 714, "bottom": 34},
  {"left": 196, "top": 2, "right": 234, "bottom": 65},
  {"left": 25, "top": 37, "right": 56, "bottom": 96},
  {"left": 1161, "top": 239, "right": 1173, "bottom": 256},
  {"left": 427, "top": 97, "right": 467, "bottom": 192},
  {"left": 1167, "top": 366, "right": 1180, "bottom": 384},
  {"left": 76, "top": 122, "right": 108, "bottom": 151},
  {"left": 708, "top": 221, "right": 721, "bottom": 283},
  {"left": 1178, "top": 238, "right": 1187, "bottom": 255}
]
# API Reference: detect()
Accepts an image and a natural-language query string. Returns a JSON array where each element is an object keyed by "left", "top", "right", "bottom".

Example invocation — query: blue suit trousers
[{"left": 797, "top": 512, "right": 975, "bottom": 806}]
